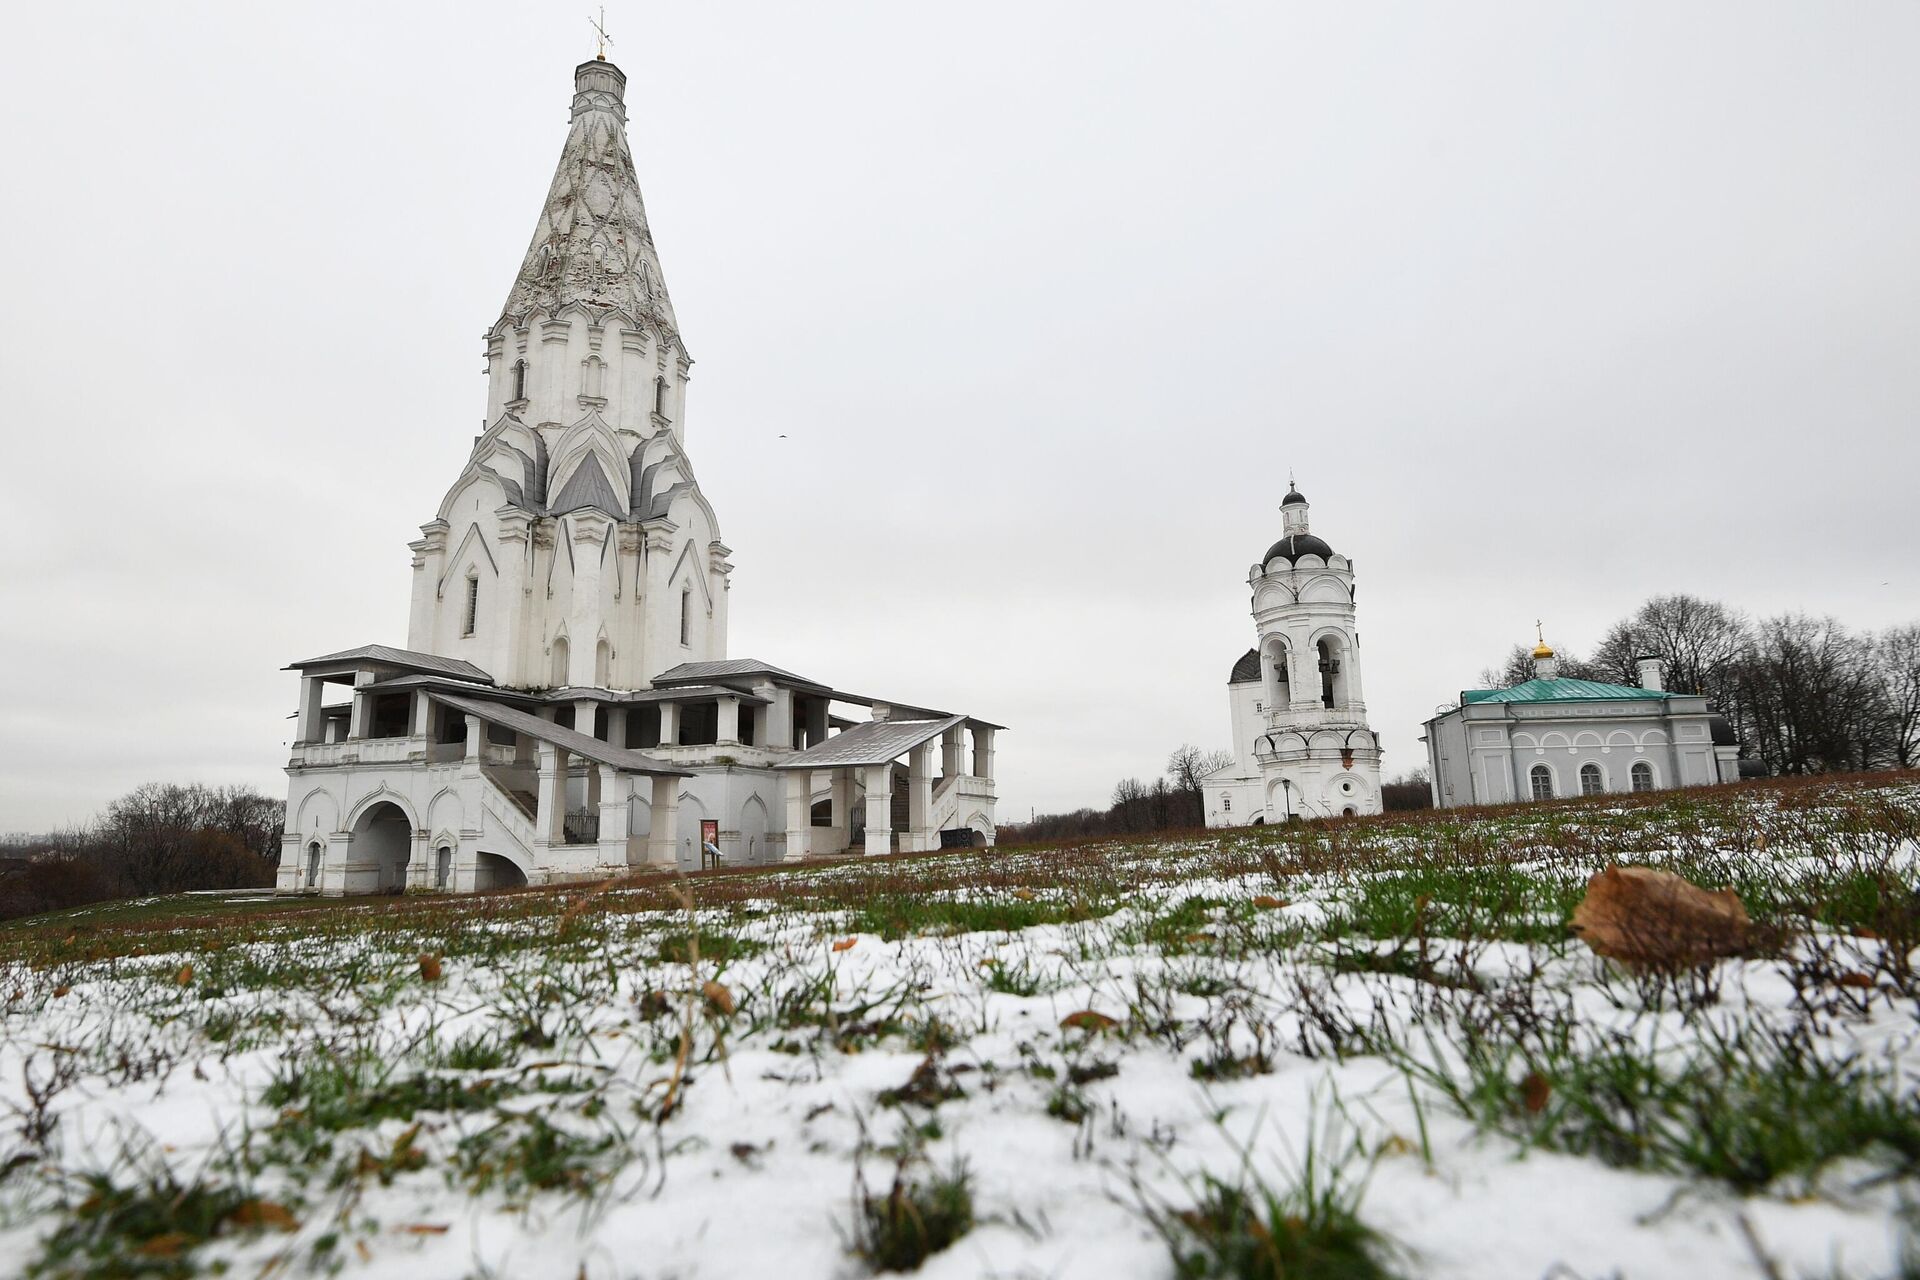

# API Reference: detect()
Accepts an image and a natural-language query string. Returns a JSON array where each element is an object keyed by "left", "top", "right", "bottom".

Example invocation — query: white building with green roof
[{"left": 1421, "top": 646, "right": 1740, "bottom": 809}]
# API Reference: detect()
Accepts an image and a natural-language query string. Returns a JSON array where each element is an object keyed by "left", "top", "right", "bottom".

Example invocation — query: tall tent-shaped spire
[{"left": 502, "top": 60, "right": 679, "bottom": 335}]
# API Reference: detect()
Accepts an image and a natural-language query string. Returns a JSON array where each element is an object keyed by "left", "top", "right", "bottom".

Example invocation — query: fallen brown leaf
[
  {"left": 1520, "top": 1071, "right": 1552, "bottom": 1114},
  {"left": 137, "top": 1232, "right": 193, "bottom": 1258},
  {"left": 418, "top": 954, "right": 443, "bottom": 982},
  {"left": 400, "top": 1224, "right": 451, "bottom": 1235},
  {"left": 174, "top": 965, "right": 194, "bottom": 986},
  {"left": 227, "top": 1200, "right": 299, "bottom": 1232},
  {"left": 1839, "top": 972, "right": 1877, "bottom": 990},
  {"left": 1251, "top": 895, "right": 1289, "bottom": 910},
  {"left": 1059, "top": 1010, "right": 1118, "bottom": 1032},
  {"left": 701, "top": 980, "right": 735, "bottom": 1016},
  {"left": 831, "top": 937, "right": 857, "bottom": 952},
  {"left": 1011, "top": 889, "right": 1036, "bottom": 901},
  {"left": 1568, "top": 865, "right": 1751, "bottom": 969}
]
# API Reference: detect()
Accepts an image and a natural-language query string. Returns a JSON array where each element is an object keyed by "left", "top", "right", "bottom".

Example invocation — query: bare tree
[
  {"left": 1476, "top": 643, "right": 1607, "bottom": 688},
  {"left": 1875, "top": 623, "right": 1920, "bottom": 768},
  {"left": 1735, "top": 614, "right": 1887, "bottom": 775}
]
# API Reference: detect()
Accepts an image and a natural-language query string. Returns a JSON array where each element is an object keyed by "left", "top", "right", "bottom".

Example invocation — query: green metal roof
[{"left": 1461, "top": 677, "right": 1674, "bottom": 705}]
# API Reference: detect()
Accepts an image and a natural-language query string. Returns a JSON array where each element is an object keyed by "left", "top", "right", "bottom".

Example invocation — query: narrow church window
[
  {"left": 655, "top": 376, "right": 669, "bottom": 417},
  {"left": 1530, "top": 764, "right": 1554, "bottom": 800},
  {"left": 1222, "top": 795, "right": 1231, "bottom": 813},
  {"left": 1631, "top": 761, "right": 1654, "bottom": 792},
  {"left": 512, "top": 359, "right": 528, "bottom": 402},
  {"left": 679, "top": 588, "right": 691, "bottom": 646},
  {"left": 463, "top": 575, "right": 479, "bottom": 636},
  {"left": 1580, "top": 762, "right": 1604, "bottom": 795}
]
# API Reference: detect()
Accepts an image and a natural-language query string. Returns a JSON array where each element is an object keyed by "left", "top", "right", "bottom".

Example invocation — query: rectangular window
[
  {"left": 462, "top": 577, "right": 478, "bottom": 636},
  {"left": 679, "top": 589, "right": 691, "bottom": 646},
  {"left": 1530, "top": 767, "right": 1554, "bottom": 801},
  {"left": 1222, "top": 795, "right": 1231, "bottom": 812}
]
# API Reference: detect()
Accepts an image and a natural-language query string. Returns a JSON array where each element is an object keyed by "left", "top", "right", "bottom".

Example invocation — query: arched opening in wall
[
  {"left": 550, "top": 636, "right": 570, "bottom": 686},
  {"left": 463, "top": 575, "right": 480, "bottom": 637},
  {"left": 305, "top": 841, "right": 321, "bottom": 889},
  {"left": 1342, "top": 806, "right": 1357, "bottom": 818},
  {"left": 348, "top": 802, "right": 412, "bottom": 893},
  {"left": 1529, "top": 764, "right": 1554, "bottom": 801},
  {"left": 679, "top": 588, "right": 691, "bottom": 647},
  {"left": 1631, "top": 761, "right": 1655, "bottom": 792},
  {"left": 512, "top": 359, "right": 528, "bottom": 402},
  {"left": 811, "top": 799, "right": 833, "bottom": 828},
  {"left": 1262, "top": 641, "right": 1291, "bottom": 712},
  {"left": 435, "top": 846, "right": 452, "bottom": 890},
  {"left": 474, "top": 852, "right": 527, "bottom": 891},
  {"left": 1317, "top": 637, "right": 1346, "bottom": 709},
  {"left": 1580, "top": 763, "right": 1604, "bottom": 796},
  {"left": 595, "top": 638, "right": 611, "bottom": 686}
]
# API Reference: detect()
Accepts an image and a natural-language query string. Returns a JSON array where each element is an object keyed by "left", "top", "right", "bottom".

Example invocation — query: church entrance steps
[{"left": 480, "top": 766, "right": 538, "bottom": 820}]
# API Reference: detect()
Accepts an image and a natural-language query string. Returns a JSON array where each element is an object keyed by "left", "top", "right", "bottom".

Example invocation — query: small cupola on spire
[
  {"left": 1531, "top": 622, "right": 1560, "bottom": 680},
  {"left": 1280, "top": 475, "right": 1310, "bottom": 536}
]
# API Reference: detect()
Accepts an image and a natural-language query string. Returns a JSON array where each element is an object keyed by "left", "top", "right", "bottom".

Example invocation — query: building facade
[
  {"left": 278, "top": 58, "right": 1000, "bottom": 895},
  {"left": 1422, "top": 647, "right": 1740, "bottom": 808},
  {"left": 1204, "top": 487, "right": 1383, "bottom": 825}
]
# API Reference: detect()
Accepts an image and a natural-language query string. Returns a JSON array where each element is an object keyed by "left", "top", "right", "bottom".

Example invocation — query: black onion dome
[
  {"left": 1709, "top": 715, "right": 1740, "bottom": 747},
  {"left": 1263, "top": 532, "right": 1335, "bottom": 564},
  {"left": 1281, "top": 488, "right": 1308, "bottom": 507}
]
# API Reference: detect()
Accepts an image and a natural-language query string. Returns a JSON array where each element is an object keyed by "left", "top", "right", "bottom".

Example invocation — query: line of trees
[
  {"left": 1006, "top": 744, "right": 1233, "bottom": 842},
  {"left": 0, "top": 783, "right": 283, "bottom": 922},
  {"left": 1479, "top": 594, "right": 1920, "bottom": 776}
]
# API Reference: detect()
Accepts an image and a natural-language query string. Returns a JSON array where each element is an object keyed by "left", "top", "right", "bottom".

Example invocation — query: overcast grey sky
[{"left": 2, "top": 2, "right": 1916, "bottom": 833}]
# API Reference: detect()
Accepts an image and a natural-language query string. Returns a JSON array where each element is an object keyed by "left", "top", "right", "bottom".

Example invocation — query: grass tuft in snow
[{"left": 848, "top": 1153, "right": 975, "bottom": 1273}]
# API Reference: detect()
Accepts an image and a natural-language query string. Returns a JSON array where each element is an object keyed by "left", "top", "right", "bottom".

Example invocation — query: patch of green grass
[
  {"left": 846, "top": 894, "right": 1112, "bottom": 941},
  {"left": 1156, "top": 1160, "right": 1398, "bottom": 1280},
  {"left": 849, "top": 1158, "right": 974, "bottom": 1273},
  {"left": 30, "top": 1171, "right": 297, "bottom": 1279},
  {"left": 455, "top": 1112, "right": 621, "bottom": 1198},
  {"left": 1321, "top": 865, "right": 1581, "bottom": 945},
  {"left": 1411, "top": 1017, "right": 1920, "bottom": 1193},
  {"left": 656, "top": 928, "right": 766, "bottom": 964}
]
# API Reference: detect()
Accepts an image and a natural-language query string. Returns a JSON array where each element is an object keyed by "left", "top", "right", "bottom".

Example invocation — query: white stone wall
[{"left": 1424, "top": 697, "right": 1725, "bottom": 809}]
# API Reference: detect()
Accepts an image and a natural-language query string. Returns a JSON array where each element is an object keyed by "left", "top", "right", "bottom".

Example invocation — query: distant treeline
[
  {"left": 1001, "top": 744, "right": 1437, "bottom": 844},
  {"left": 1477, "top": 595, "right": 1920, "bottom": 777},
  {"left": 0, "top": 783, "right": 283, "bottom": 922}
]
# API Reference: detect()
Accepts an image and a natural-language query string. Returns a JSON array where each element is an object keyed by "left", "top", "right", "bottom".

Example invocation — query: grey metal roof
[
  {"left": 653, "top": 658, "right": 825, "bottom": 689},
  {"left": 432, "top": 692, "right": 691, "bottom": 777},
  {"left": 360, "top": 674, "right": 544, "bottom": 705},
  {"left": 549, "top": 453, "right": 626, "bottom": 519},
  {"left": 543, "top": 684, "right": 769, "bottom": 706},
  {"left": 286, "top": 645, "right": 492, "bottom": 683},
  {"left": 772, "top": 716, "right": 965, "bottom": 770},
  {"left": 1229, "top": 648, "right": 1261, "bottom": 684}
]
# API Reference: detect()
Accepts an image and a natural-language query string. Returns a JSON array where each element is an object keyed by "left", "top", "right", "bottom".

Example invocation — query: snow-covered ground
[{"left": 2, "top": 782, "right": 1916, "bottom": 1278}]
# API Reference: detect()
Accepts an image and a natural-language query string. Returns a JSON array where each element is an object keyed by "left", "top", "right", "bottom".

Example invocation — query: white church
[
  {"left": 1203, "top": 486, "right": 1384, "bottom": 825},
  {"left": 278, "top": 57, "right": 1000, "bottom": 895}
]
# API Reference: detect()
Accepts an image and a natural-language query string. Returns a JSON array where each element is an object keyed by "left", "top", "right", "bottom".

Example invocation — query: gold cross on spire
[
  {"left": 1536, "top": 619, "right": 1544, "bottom": 644},
  {"left": 589, "top": 6, "right": 614, "bottom": 60}
]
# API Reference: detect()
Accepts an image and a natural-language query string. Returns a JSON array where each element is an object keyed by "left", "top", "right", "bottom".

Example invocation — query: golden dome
[{"left": 1532, "top": 641, "right": 1556, "bottom": 660}]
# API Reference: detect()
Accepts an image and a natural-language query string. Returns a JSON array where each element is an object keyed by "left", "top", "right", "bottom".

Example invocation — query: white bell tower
[{"left": 1243, "top": 484, "right": 1383, "bottom": 819}]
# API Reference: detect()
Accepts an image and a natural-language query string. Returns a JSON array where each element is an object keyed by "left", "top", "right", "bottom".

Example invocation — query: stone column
[
  {"left": 642, "top": 524, "right": 676, "bottom": 677},
  {"left": 863, "top": 763, "right": 892, "bottom": 858},
  {"left": 536, "top": 742, "right": 568, "bottom": 847},
  {"left": 596, "top": 767, "right": 630, "bottom": 872},
  {"left": 496, "top": 510, "right": 533, "bottom": 684},
  {"left": 970, "top": 727, "right": 996, "bottom": 781},
  {"left": 717, "top": 696, "right": 740, "bottom": 745},
  {"left": 907, "top": 742, "right": 934, "bottom": 852},
  {"left": 941, "top": 725, "right": 964, "bottom": 779},
  {"left": 411, "top": 691, "right": 434, "bottom": 740},
  {"left": 759, "top": 682, "right": 791, "bottom": 751},
  {"left": 831, "top": 768, "right": 855, "bottom": 851},
  {"left": 463, "top": 714, "right": 485, "bottom": 770},
  {"left": 347, "top": 670, "right": 376, "bottom": 739},
  {"left": 297, "top": 676, "right": 326, "bottom": 744},
  {"left": 406, "top": 521, "right": 448, "bottom": 652},
  {"left": 568, "top": 513, "right": 612, "bottom": 685},
  {"left": 575, "top": 699, "right": 600, "bottom": 740},
  {"left": 658, "top": 700, "right": 680, "bottom": 747},
  {"left": 606, "top": 707, "right": 628, "bottom": 751},
  {"left": 782, "top": 771, "right": 810, "bottom": 862},
  {"left": 646, "top": 775, "right": 680, "bottom": 867}
]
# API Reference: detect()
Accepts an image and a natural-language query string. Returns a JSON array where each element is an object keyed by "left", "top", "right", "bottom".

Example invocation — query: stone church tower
[
  {"left": 404, "top": 58, "right": 728, "bottom": 691},
  {"left": 1204, "top": 485, "right": 1383, "bottom": 823}
]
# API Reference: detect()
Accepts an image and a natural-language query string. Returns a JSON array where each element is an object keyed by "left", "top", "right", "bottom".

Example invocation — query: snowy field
[{"left": 2, "top": 777, "right": 1918, "bottom": 1279}]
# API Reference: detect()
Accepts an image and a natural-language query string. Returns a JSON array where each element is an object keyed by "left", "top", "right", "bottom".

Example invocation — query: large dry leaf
[{"left": 1569, "top": 864, "right": 1751, "bottom": 969}]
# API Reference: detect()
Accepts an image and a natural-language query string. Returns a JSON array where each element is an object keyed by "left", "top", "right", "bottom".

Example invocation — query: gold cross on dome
[
  {"left": 1536, "top": 619, "right": 1545, "bottom": 644},
  {"left": 589, "top": 6, "right": 614, "bottom": 60}
]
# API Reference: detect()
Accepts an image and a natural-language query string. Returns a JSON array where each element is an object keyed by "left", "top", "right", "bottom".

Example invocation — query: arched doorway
[
  {"left": 305, "top": 841, "right": 322, "bottom": 889},
  {"left": 349, "top": 801, "right": 412, "bottom": 892}
]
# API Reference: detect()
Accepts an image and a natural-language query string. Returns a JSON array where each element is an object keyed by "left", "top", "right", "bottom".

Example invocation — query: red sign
[{"left": 700, "top": 820, "right": 719, "bottom": 846}]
